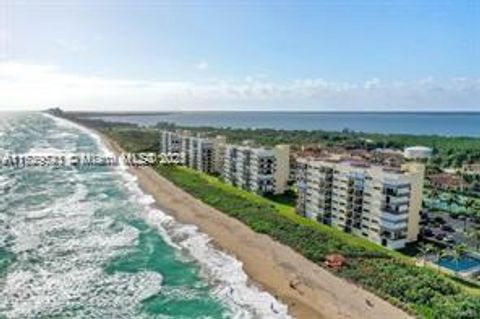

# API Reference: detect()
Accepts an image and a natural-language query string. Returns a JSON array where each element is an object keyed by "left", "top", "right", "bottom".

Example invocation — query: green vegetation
[
  {"left": 155, "top": 165, "right": 480, "bottom": 319},
  {"left": 104, "top": 127, "right": 159, "bottom": 153},
  {"left": 155, "top": 122, "right": 480, "bottom": 168},
  {"left": 63, "top": 114, "right": 480, "bottom": 318},
  {"left": 424, "top": 188, "right": 480, "bottom": 219},
  {"left": 67, "top": 109, "right": 480, "bottom": 170},
  {"left": 58, "top": 111, "right": 160, "bottom": 153}
]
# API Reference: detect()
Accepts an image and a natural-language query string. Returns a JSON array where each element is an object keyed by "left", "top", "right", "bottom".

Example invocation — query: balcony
[
  {"left": 380, "top": 219, "right": 407, "bottom": 230},
  {"left": 397, "top": 187, "right": 411, "bottom": 195},
  {"left": 388, "top": 195, "right": 410, "bottom": 205},
  {"left": 381, "top": 211, "right": 408, "bottom": 222},
  {"left": 255, "top": 174, "right": 275, "bottom": 180},
  {"left": 310, "top": 192, "right": 328, "bottom": 200},
  {"left": 381, "top": 205, "right": 408, "bottom": 215},
  {"left": 383, "top": 186, "right": 410, "bottom": 197}
]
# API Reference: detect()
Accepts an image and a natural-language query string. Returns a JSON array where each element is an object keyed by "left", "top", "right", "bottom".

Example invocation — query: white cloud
[
  {"left": 196, "top": 61, "right": 208, "bottom": 71},
  {"left": 0, "top": 61, "right": 479, "bottom": 111}
]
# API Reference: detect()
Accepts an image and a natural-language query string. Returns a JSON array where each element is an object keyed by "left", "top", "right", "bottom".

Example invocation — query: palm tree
[
  {"left": 472, "top": 206, "right": 480, "bottom": 224},
  {"left": 463, "top": 198, "right": 475, "bottom": 232},
  {"left": 467, "top": 229, "right": 480, "bottom": 251},
  {"left": 446, "top": 192, "right": 458, "bottom": 213},
  {"left": 456, "top": 170, "right": 466, "bottom": 192},
  {"left": 451, "top": 244, "right": 468, "bottom": 271},
  {"left": 433, "top": 247, "right": 449, "bottom": 273},
  {"left": 428, "top": 187, "right": 439, "bottom": 208},
  {"left": 474, "top": 208, "right": 480, "bottom": 223},
  {"left": 418, "top": 243, "right": 435, "bottom": 264},
  {"left": 430, "top": 187, "right": 440, "bottom": 200}
]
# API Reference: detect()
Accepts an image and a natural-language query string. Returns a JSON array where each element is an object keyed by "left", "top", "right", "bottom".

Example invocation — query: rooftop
[{"left": 298, "top": 156, "right": 411, "bottom": 175}]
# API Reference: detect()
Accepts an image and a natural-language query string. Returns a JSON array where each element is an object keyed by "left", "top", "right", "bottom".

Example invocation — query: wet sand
[{"left": 99, "top": 133, "right": 411, "bottom": 319}]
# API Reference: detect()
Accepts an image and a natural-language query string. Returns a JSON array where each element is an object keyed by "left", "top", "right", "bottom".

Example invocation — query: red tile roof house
[{"left": 428, "top": 173, "right": 470, "bottom": 192}]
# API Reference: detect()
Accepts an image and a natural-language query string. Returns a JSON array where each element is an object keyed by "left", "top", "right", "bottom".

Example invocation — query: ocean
[
  {"left": 88, "top": 112, "right": 480, "bottom": 137},
  {"left": 0, "top": 113, "right": 289, "bottom": 318}
]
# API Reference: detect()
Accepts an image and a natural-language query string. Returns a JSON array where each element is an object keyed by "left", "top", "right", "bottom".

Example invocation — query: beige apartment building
[
  {"left": 223, "top": 144, "right": 290, "bottom": 194},
  {"left": 296, "top": 158, "right": 424, "bottom": 249},
  {"left": 159, "top": 130, "right": 226, "bottom": 174}
]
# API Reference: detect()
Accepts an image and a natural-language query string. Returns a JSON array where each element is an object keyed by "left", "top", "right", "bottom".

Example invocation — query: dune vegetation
[{"left": 155, "top": 165, "right": 480, "bottom": 319}]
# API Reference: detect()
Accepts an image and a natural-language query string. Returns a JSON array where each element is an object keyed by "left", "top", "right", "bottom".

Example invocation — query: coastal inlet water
[
  {"left": 88, "top": 112, "right": 480, "bottom": 137},
  {"left": 0, "top": 113, "right": 289, "bottom": 318}
]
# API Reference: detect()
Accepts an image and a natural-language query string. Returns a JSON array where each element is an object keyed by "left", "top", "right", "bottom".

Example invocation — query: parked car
[
  {"left": 441, "top": 225, "right": 455, "bottom": 233},
  {"left": 434, "top": 217, "right": 446, "bottom": 224},
  {"left": 450, "top": 212, "right": 460, "bottom": 219},
  {"left": 423, "top": 228, "right": 434, "bottom": 237},
  {"left": 435, "top": 233, "right": 445, "bottom": 241}
]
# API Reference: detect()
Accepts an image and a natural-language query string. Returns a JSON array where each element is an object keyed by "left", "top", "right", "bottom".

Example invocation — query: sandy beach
[{"left": 99, "top": 134, "right": 411, "bottom": 319}]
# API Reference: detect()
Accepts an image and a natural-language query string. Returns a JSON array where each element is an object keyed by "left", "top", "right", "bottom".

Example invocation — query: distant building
[
  {"left": 223, "top": 144, "right": 290, "bottom": 194},
  {"left": 374, "top": 148, "right": 402, "bottom": 155},
  {"left": 462, "top": 162, "right": 480, "bottom": 175},
  {"left": 428, "top": 173, "right": 467, "bottom": 192},
  {"left": 159, "top": 131, "right": 183, "bottom": 154},
  {"left": 404, "top": 146, "right": 432, "bottom": 160},
  {"left": 159, "top": 130, "right": 290, "bottom": 194},
  {"left": 296, "top": 158, "right": 425, "bottom": 249},
  {"left": 159, "top": 130, "right": 226, "bottom": 174}
]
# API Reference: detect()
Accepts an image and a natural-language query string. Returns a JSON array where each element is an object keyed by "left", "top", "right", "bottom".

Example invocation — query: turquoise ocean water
[{"left": 0, "top": 113, "right": 289, "bottom": 318}]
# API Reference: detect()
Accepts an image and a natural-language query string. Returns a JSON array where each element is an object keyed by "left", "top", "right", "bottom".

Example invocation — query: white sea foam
[
  {"left": 44, "top": 113, "right": 112, "bottom": 156},
  {"left": 0, "top": 174, "right": 7, "bottom": 188},
  {"left": 1, "top": 169, "right": 162, "bottom": 318},
  {"left": 111, "top": 137, "right": 291, "bottom": 317},
  {"left": 2, "top": 268, "right": 162, "bottom": 318},
  {"left": 1, "top": 115, "right": 166, "bottom": 317},
  {"left": 32, "top": 113, "right": 292, "bottom": 318}
]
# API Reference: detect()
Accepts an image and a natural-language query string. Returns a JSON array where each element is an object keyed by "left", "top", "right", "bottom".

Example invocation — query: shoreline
[{"left": 95, "top": 129, "right": 411, "bottom": 319}]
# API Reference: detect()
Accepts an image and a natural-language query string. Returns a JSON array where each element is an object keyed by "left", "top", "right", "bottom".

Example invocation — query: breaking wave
[{"left": 0, "top": 113, "right": 290, "bottom": 318}]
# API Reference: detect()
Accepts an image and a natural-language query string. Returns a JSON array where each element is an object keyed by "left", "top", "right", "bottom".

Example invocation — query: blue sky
[{"left": 0, "top": 0, "right": 479, "bottom": 111}]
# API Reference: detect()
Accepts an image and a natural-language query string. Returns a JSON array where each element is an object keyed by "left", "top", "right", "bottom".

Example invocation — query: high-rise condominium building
[
  {"left": 159, "top": 130, "right": 226, "bottom": 174},
  {"left": 296, "top": 158, "right": 424, "bottom": 249},
  {"left": 223, "top": 144, "right": 290, "bottom": 194},
  {"left": 159, "top": 131, "right": 182, "bottom": 154}
]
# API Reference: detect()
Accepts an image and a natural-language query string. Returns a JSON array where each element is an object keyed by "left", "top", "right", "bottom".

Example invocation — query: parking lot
[{"left": 420, "top": 210, "right": 479, "bottom": 248}]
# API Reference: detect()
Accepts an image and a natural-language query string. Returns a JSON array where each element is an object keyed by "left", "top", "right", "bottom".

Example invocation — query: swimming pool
[{"left": 436, "top": 255, "right": 480, "bottom": 272}]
